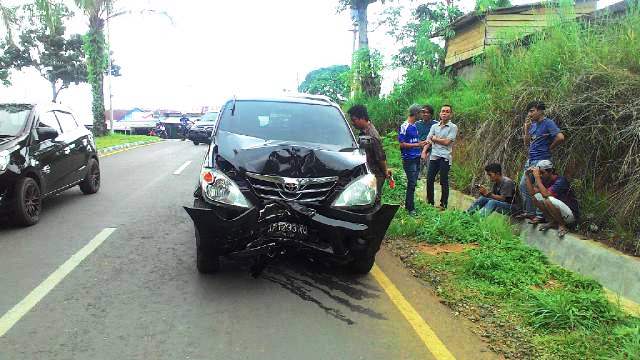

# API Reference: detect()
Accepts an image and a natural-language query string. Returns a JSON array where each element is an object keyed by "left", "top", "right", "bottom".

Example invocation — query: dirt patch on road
[{"left": 418, "top": 243, "right": 478, "bottom": 256}]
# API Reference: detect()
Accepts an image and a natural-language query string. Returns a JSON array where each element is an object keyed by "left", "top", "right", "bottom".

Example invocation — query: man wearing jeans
[
  {"left": 425, "top": 105, "right": 458, "bottom": 210},
  {"left": 467, "top": 163, "right": 515, "bottom": 216},
  {"left": 518, "top": 101, "right": 565, "bottom": 222},
  {"left": 399, "top": 104, "right": 427, "bottom": 215}
]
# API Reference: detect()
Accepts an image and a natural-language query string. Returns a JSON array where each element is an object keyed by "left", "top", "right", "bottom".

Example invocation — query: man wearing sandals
[
  {"left": 524, "top": 160, "right": 580, "bottom": 238},
  {"left": 518, "top": 101, "right": 565, "bottom": 222}
]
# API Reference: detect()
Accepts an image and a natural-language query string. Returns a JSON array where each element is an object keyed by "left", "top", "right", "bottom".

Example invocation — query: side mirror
[
  {"left": 36, "top": 127, "right": 59, "bottom": 141},
  {"left": 358, "top": 135, "right": 373, "bottom": 149}
]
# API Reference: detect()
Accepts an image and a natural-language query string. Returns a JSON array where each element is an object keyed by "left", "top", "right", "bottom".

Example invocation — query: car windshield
[
  {"left": 0, "top": 104, "right": 32, "bottom": 137},
  {"left": 218, "top": 101, "right": 354, "bottom": 147}
]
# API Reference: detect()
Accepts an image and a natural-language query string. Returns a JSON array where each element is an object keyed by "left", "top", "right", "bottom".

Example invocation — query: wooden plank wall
[
  {"left": 485, "top": 1, "right": 597, "bottom": 45},
  {"left": 444, "top": 21, "right": 486, "bottom": 67}
]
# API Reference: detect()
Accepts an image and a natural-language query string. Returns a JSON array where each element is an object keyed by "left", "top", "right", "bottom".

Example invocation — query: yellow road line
[
  {"left": 371, "top": 264, "right": 457, "bottom": 360},
  {"left": 0, "top": 228, "right": 117, "bottom": 338},
  {"left": 98, "top": 141, "right": 159, "bottom": 158}
]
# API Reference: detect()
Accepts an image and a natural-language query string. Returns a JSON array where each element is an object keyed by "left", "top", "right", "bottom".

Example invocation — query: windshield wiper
[{"left": 0, "top": 134, "right": 14, "bottom": 138}]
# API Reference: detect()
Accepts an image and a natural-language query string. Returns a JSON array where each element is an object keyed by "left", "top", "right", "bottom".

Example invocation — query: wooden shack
[{"left": 440, "top": 1, "right": 598, "bottom": 73}]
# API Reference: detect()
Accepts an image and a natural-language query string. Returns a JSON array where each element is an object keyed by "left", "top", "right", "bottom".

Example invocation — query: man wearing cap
[
  {"left": 524, "top": 160, "right": 579, "bottom": 238},
  {"left": 347, "top": 104, "right": 391, "bottom": 203},
  {"left": 425, "top": 104, "right": 458, "bottom": 210},
  {"left": 399, "top": 104, "right": 428, "bottom": 215},
  {"left": 519, "top": 101, "right": 565, "bottom": 222}
]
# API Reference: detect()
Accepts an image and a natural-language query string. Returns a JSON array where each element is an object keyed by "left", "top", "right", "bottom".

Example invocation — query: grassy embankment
[
  {"left": 348, "top": 6, "right": 640, "bottom": 255},
  {"left": 380, "top": 133, "right": 639, "bottom": 359},
  {"left": 95, "top": 133, "right": 159, "bottom": 150}
]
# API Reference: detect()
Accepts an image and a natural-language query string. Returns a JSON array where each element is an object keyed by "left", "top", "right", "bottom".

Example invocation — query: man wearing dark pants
[
  {"left": 415, "top": 105, "right": 438, "bottom": 180},
  {"left": 399, "top": 104, "right": 428, "bottom": 215},
  {"left": 424, "top": 105, "right": 458, "bottom": 210},
  {"left": 518, "top": 101, "right": 565, "bottom": 222},
  {"left": 347, "top": 105, "right": 391, "bottom": 203}
]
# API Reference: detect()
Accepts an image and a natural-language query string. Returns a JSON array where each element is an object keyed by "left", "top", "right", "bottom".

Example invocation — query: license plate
[{"left": 267, "top": 222, "right": 309, "bottom": 238}]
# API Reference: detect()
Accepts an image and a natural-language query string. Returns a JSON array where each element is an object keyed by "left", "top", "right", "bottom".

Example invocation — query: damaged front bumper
[{"left": 183, "top": 200, "right": 399, "bottom": 263}]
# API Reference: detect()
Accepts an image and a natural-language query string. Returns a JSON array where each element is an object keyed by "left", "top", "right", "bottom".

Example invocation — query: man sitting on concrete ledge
[
  {"left": 524, "top": 160, "right": 580, "bottom": 238},
  {"left": 467, "top": 163, "right": 515, "bottom": 216}
]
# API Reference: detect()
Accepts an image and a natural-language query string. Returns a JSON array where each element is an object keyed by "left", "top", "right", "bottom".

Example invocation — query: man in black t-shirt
[
  {"left": 347, "top": 105, "right": 391, "bottom": 203},
  {"left": 467, "top": 163, "right": 515, "bottom": 216}
]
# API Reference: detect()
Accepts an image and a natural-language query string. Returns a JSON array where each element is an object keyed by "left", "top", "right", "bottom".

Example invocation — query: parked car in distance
[
  {"left": 183, "top": 95, "right": 399, "bottom": 276},
  {"left": 187, "top": 111, "right": 218, "bottom": 145},
  {"left": 0, "top": 103, "right": 101, "bottom": 226}
]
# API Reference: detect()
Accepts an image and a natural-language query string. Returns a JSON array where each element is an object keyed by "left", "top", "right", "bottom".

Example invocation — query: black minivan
[{"left": 0, "top": 103, "right": 100, "bottom": 226}]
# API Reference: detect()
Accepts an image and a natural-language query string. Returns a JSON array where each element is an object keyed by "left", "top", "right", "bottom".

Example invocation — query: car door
[
  {"left": 29, "top": 110, "right": 66, "bottom": 194},
  {"left": 53, "top": 110, "right": 87, "bottom": 186}
]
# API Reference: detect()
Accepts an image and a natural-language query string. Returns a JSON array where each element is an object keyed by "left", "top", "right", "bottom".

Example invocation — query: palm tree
[{"left": 73, "top": 0, "right": 171, "bottom": 135}]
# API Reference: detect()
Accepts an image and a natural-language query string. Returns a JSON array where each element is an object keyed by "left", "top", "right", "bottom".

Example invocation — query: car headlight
[
  {"left": 0, "top": 151, "right": 9, "bottom": 173},
  {"left": 332, "top": 174, "right": 377, "bottom": 208},
  {"left": 200, "top": 168, "right": 251, "bottom": 208}
]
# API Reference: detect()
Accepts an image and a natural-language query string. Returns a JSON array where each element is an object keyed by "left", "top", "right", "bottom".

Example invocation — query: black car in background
[
  {"left": 184, "top": 95, "right": 398, "bottom": 276},
  {"left": 0, "top": 103, "right": 100, "bottom": 226},
  {"left": 187, "top": 111, "right": 218, "bottom": 145}
]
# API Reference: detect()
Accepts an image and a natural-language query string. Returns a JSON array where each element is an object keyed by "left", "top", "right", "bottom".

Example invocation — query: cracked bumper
[{"left": 183, "top": 200, "right": 399, "bottom": 261}]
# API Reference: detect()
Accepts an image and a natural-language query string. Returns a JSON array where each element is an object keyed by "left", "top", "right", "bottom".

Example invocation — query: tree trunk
[
  {"left": 85, "top": 16, "right": 108, "bottom": 136},
  {"left": 355, "top": 2, "right": 369, "bottom": 49},
  {"left": 352, "top": 1, "right": 380, "bottom": 98},
  {"left": 51, "top": 80, "right": 57, "bottom": 102}
]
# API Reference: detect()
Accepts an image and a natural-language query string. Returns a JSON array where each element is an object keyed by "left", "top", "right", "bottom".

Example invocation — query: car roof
[
  {"left": 225, "top": 94, "right": 337, "bottom": 107},
  {"left": 0, "top": 102, "right": 73, "bottom": 113}
]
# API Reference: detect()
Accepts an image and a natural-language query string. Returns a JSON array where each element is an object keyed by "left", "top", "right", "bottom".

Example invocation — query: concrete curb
[
  {"left": 417, "top": 182, "right": 640, "bottom": 313},
  {"left": 97, "top": 140, "right": 160, "bottom": 155}
]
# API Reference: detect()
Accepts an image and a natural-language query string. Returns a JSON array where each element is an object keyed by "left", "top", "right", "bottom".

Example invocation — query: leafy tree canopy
[{"left": 298, "top": 65, "right": 351, "bottom": 103}]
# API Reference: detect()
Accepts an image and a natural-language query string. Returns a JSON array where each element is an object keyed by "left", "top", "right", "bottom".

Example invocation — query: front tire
[
  {"left": 195, "top": 227, "right": 220, "bottom": 274},
  {"left": 348, "top": 254, "right": 376, "bottom": 274},
  {"left": 79, "top": 159, "right": 100, "bottom": 194},
  {"left": 11, "top": 177, "right": 42, "bottom": 226},
  {"left": 192, "top": 140, "right": 199, "bottom": 145}
]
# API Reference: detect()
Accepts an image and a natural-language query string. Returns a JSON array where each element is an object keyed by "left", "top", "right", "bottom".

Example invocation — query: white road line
[
  {"left": 173, "top": 160, "right": 192, "bottom": 175},
  {"left": 0, "top": 227, "right": 117, "bottom": 338}
]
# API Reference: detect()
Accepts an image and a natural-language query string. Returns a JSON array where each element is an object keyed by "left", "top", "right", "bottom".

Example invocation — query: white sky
[{"left": 0, "top": 0, "right": 620, "bottom": 123}]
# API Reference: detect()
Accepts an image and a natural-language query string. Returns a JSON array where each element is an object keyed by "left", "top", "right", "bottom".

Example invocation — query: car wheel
[
  {"left": 79, "top": 159, "right": 100, "bottom": 194},
  {"left": 195, "top": 227, "right": 220, "bottom": 274},
  {"left": 193, "top": 141, "right": 199, "bottom": 145},
  {"left": 348, "top": 253, "right": 376, "bottom": 275},
  {"left": 11, "top": 177, "right": 42, "bottom": 226}
]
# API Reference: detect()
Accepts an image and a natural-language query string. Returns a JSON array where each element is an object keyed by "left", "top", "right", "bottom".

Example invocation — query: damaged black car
[{"left": 184, "top": 95, "right": 398, "bottom": 276}]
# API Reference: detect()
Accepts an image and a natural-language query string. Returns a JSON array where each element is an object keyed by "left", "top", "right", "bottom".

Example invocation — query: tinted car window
[
  {"left": 0, "top": 104, "right": 32, "bottom": 136},
  {"left": 55, "top": 111, "right": 79, "bottom": 133},
  {"left": 218, "top": 101, "right": 354, "bottom": 147},
  {"left": 200, "top": 112, "right": 218, "bottom": 123},
  {"left": 38, "top": 111, "right": 62, "bottom": 134}
]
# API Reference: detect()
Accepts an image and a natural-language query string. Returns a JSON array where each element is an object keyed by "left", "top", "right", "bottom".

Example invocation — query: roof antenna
[{"left": 231, "top": 95, "right": 237, "bottom": 116}]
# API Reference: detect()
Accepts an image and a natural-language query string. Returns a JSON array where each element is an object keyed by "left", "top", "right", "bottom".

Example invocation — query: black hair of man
[
  {"left": 526, "top": 100, "right": 546, "bottom": 111},
  {"left": 347, "top": 104, "right": 369, "bottom": 121},
  {"left": 484, "top": 163, "right": 502, "bottom": 174},
  {"left": 442, "top": 104, "right": 453, "bottom": 111},
  {"left": 422, "top": 105, "right": 434, "bottom": 116}
]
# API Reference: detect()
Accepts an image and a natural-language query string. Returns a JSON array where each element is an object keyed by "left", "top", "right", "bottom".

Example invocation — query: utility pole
[
  {"left": 349, "top": 23, "right": 358, "bottom": 57},
  {"left": 106, "top": 7, "right": 114, "bottom": 135}
]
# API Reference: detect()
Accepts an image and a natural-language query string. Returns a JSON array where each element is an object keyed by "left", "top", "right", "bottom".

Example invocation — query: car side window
[
  {"left": 38, "top": 111, "right": 62, "bottom": 134},
  {"left": 55, "top": 111, "right": 79, "bottom": 133}
]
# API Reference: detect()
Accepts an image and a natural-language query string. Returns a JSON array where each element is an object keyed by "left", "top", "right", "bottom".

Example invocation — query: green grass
[
  {"left": 95, "top": 133, "right": 159, "bottom": 150},
  {"left": 380, "top": 134, "right": 639, "bottom": 359}
]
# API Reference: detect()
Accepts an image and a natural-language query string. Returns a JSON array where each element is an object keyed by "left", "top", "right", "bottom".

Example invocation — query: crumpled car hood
[{"left": 215, "top": 131, "right": 365, "bottom": 178}]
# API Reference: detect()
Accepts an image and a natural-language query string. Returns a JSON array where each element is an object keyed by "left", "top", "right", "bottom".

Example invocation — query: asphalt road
[{"left": 0, "top": 140, "right": 496, "bottom": 360}]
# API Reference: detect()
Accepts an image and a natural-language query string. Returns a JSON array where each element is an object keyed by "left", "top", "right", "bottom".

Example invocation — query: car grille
[{"left": 246, "top": 173, "right": 338, "bottom": 203}]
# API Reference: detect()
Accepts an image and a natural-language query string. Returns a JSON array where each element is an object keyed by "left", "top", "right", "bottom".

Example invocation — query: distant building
[{"left": 437, "top": 1, "right": 598, "bottom": 78}]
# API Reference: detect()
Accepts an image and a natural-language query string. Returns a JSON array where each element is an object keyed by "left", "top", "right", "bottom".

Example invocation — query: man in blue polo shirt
[
  {"left": 399, "top": 104, "right": 428, "bottom": 215},
  {"left": 518, "top": 101, "right": 565, "bottom": 222}
]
